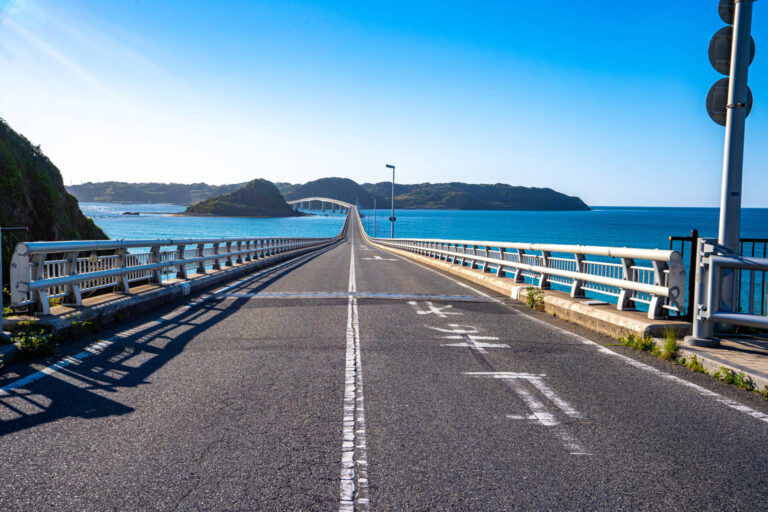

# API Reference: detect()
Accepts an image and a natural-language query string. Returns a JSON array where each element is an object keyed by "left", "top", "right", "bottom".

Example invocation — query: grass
[
  {"left": 524, "top": 286, "right": 545, "bottom": 312},
  {"left": 676, "top": 354, "right": 708, "bottom": 374},
  {"left": 617, "top": 332, "right": 659, "bottom": 355},
  {"left": 660, "top": 329, "right": 679, "bottom": 360},
  {"left": 713, "top": 366, "right": 756, "bottom": 392},
  {"left": 761, "top": 385, "right": 768, "bottom": 402}
]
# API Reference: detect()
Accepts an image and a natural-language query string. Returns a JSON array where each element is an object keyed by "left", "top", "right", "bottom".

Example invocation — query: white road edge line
[
  {"left": 0, "top": 248, "right": 325, "bottom": 396},
  {"left": 375, "top": 243, "right": 768, "bottom": 425},
  {"left": 340, "top": 238, "right": 370, "bottom": 511}
]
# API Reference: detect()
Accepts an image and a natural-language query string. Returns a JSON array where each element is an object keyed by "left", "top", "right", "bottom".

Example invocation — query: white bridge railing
[
  {"left": 367, "top": 234, "right": 686, "bottom": 320},
  {"left": 10, "top": 233, "right": 341, "bottom": 315},
  {"left": 689, "top": 239, "right": 768, "bottom": 342}
]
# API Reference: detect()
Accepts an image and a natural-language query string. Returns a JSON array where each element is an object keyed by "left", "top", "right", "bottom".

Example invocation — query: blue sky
[{"left": 0, "top": 0, "right": 765, "bottom": 206}]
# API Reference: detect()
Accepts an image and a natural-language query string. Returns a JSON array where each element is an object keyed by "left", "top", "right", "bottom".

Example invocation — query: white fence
[
  {"left": 366, "top": 233, "right": 686, "bottom": 320},
  {"left": 10, "top": 235, "right": 339, "bottom": 315}
]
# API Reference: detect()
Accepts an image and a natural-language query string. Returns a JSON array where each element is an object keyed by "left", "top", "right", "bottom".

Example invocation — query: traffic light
[{"left": 706, "top": 0, "right": 755, "bottom": 126}]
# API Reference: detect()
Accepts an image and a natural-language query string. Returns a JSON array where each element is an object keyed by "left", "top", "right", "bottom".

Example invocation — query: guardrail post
[
  {"left": 685, "top": 239, "right": 718, "bottom": 347},
  {"left": 236, "top": 241, "right": 244, "bottom": 264},
  {"left": 212, "top": 243, "right": 222, "bottom": 270},
  {"left": 570, "top": 253, "right": 585, "bottom": 297},
  {"left": 647, "top": 260, "right": 667, "bottom": 319},
  {"left": 482, "top": 246, "right": 493, "bottom": 273},
  {"left": 150, "top": 246, "right": 163, "bottom": 284},
  {"left": 196, "top": 243, "right": 207, "bottom": 275},
  {"left": 537, "top": 251, "right": 551, "bottom": 289},
  {"left": 225, "top": 242, "right": 233, "bottom": 266},
  {"left": 60, "top": 251, "right": 84, "bottom": 305},
  {"left": 617, "top": 257, "right": 635, "bottom": 311},
  {"left": 176, "top": 244, "right": 188, "bottom": 279},
  {"left": 30, "top": 253, "right": 50, "bottom": 314},
  {"left": 514, "top": 249, "right": 526, "bottom": 283},
  {"left": 115, "top": 249, "right": 131, "bottom": 294}
]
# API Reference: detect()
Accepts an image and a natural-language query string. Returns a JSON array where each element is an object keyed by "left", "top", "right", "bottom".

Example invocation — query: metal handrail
[
  {"left": 356, "top": 211, "right": 685, "bottom": 320},
  {"left": 10, "top": 212, "right": 349, "bottom": 315},
  {"left": 704, "top": 253, "right": 768, "bottom": 330}
]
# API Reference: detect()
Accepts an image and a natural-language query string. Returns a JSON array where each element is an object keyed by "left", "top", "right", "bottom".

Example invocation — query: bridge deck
[{"left": 1, "top": 217, "right": 768, "bottom": 510}]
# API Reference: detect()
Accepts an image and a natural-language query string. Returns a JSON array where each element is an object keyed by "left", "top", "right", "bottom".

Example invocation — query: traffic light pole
[{"left": 717, "top": 0, "right": 754, "bottom": 310}]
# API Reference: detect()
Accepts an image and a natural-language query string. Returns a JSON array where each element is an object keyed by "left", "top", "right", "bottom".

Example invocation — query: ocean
[{"left": 80, "top": 202, "right": 768, "bottom": 250}]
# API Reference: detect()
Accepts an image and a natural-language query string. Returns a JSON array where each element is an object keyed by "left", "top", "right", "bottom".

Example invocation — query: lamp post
[
  {"left": 386, "top": 164, "right": 396, "bottom": 238},
  {"left": 373, "top": 198, "right": 377, "bottom": 238}
]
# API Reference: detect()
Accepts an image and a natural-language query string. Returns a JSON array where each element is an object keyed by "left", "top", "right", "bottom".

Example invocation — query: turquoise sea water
[{"left": 81, "top": 203, "right": 768, "bottom": 250}]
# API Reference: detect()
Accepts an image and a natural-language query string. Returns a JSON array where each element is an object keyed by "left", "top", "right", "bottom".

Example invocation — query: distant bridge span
[{"left": 286, "top": 197, "right": 353, "bottom": 210}]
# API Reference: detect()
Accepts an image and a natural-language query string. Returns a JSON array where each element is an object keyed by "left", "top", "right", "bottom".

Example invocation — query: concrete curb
[
  {"left": 676, "top": 342, "right": 768, "bottom": 391},
  {"left": 0, "top": 240, "right": 339, "bottom": 366},
  {"left": 368, "top": 241, "right": 690, "bottom": 339}
]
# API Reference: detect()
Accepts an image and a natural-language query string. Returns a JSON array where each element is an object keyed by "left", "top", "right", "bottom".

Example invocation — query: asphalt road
[{"left": 1, "top": 211, "right": 767, "bottom": 511}]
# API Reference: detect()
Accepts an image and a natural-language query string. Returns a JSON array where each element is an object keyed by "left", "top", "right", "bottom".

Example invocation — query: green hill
[
  {"left": 67, "top": 181, "right": 245, "bottom": 205},
  {"left": 281, "top": 177, "right": 589, "bottom": 211},
  {"left": 184, "top": 179, "right": 299, "bottom": 217},
  {"left": 1, "top": 118, "right": 107, "bottom": 292},
  {"left": 361, "top": 182, "right": 589, "bottom": 211}
]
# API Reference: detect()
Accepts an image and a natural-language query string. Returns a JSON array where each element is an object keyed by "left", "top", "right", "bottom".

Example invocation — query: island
[
  {"left": 67, "top": 177, "right": 590, "bottom": 212},
  {"left": 184, "top": 179, "right": 301, "bottom": 217},
  {"left": 67, "top": 181, "right": 245, "bottom": 205}
]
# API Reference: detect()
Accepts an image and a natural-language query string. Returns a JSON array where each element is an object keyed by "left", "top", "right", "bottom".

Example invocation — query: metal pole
[
  {"left": 373, "top": 198, "right": 377, "bottom": 238},
  {"left": 717, "top": 0, "right": 754, "bottom": 311},
  {"left": 386, "top": 164, "right": 396, "bottom": 238}
]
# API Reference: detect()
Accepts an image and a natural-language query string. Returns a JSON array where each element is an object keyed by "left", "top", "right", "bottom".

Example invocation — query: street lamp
[{"left": 386, "top": 164, "right": 396, "bottom": 238}]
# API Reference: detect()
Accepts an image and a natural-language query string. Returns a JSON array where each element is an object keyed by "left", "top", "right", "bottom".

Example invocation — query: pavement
[{"left": 1, "top": 211, "right": 768, "bottom": 511}]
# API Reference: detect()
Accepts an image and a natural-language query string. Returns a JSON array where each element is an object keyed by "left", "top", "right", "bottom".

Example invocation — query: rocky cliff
[{"left": 1, "top": 119, "right": 107, "bottom": 289}]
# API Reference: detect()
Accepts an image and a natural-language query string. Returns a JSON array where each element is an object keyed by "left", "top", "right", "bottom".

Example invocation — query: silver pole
[
  {"left": 373, "top": 198, "right": 377, "bottom": 238},
  {"left": 717, "top": 0, "right": 754, "bottom": 312},
  {"left": 386, "top": 164, "right": 396, "bottom": 238}
]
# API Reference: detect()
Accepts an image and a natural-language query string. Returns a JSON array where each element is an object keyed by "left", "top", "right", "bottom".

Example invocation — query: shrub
[
  {"left": 13, "top": 325, "right": 57, "bottom": 358},
  {"left": 713, "top": 366, "right": 755, "bottom": 391},
  {"left": 525, "top": 286, "right": 545, "bottom": 312},
  {"left": 660, "top": 329, "right": 679, "bottom": 360}
]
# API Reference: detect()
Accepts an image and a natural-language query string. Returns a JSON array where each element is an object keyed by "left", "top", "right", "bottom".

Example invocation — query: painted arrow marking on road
[{"left": 362, "top": 255, "right": 397, "bottom": 261}]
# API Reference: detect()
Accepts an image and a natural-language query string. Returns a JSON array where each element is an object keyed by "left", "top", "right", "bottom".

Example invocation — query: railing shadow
[{"left": 0, "top": 244, "right": 340, "bottom": 437}]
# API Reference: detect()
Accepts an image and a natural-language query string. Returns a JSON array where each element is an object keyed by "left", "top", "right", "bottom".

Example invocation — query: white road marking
[
  {"left": 466, "top": 372, "right": 587, "bottom": 454},
  {"left": 428, "top": 324, "right": 509, "bottom": 353},
  {"left": 340, "top": 239, "right": 369, "bottom": 511},
  {"left": 362, "top": 255, "right": 397, "bottom": 261},
  {"left": 408, "top": 300, "right": 462, "bottom": 318},
  {"left": 377, "top": 244, "right": 768, "bottom": 426},
  {"left": 217, "top": 292, "right": 492, "bottom": 302}
]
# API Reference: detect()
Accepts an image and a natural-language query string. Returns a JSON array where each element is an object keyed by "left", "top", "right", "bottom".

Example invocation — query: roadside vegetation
[
  {"left": 614, "top": 329, "right": 768, "bottom": 401},
  {"left": 524, "top": 286, "right": 545, "bottom": 312},
  {"left": 12, "top": 320, "right": 57, "bottom": 359}
]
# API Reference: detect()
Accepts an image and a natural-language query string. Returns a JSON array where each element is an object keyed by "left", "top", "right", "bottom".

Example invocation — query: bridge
[
  {"left": 1, "top": 207, "right": 768, "bottom": 510},
  {"left": 286, "top": 196, "right": 352, "bottom": 213}
]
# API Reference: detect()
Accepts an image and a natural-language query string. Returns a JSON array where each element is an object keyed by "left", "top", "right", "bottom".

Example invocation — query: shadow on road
[{"left": 0, "top": 243, "right": 342, "bottom": 437}]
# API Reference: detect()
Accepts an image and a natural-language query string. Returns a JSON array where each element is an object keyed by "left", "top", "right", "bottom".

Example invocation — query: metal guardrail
[
  {"left": 9, "top": 215, "right": 348, "bottom": 315},
  {"left": 688, "top": 239, "right": 768, "bottom": 341},
  {"left": 359, "top": 214, "right": 685, "bottom": 320},
  {"left": 671, "top": 232, "right": 768, "bottom": 319}
]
